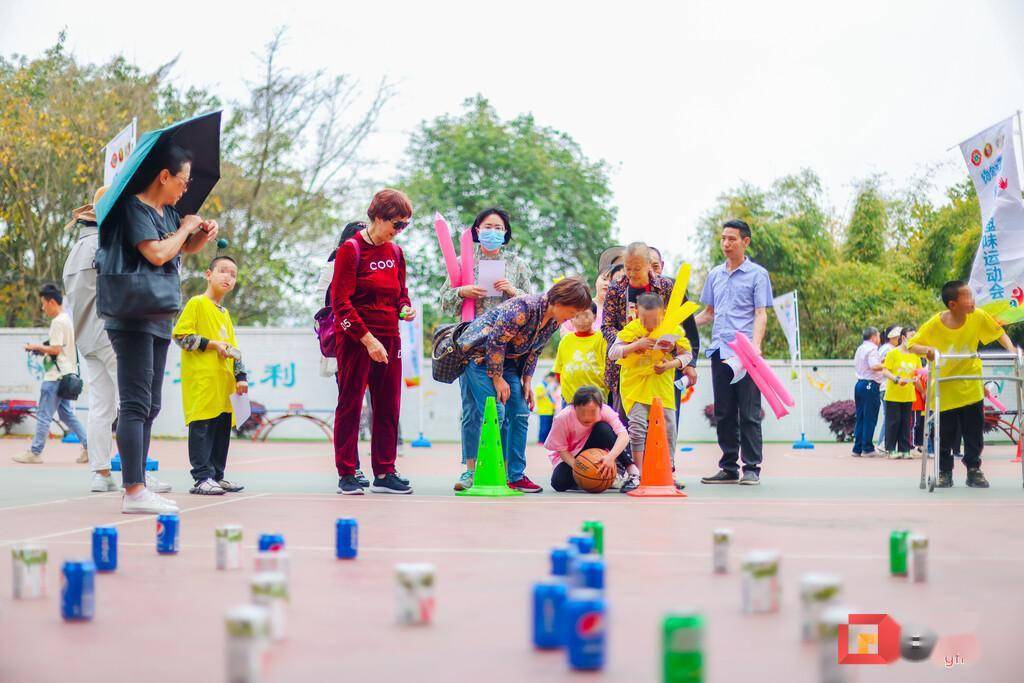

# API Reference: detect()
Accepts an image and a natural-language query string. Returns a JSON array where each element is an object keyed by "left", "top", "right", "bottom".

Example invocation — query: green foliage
[
  {"left": 843, "top": 178, "right": 887, "bottom": 263},
  {"left": 397, "top": 95, "right": 617, "bottom": 332}
]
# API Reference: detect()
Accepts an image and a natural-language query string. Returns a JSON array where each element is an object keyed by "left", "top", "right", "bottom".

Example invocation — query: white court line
[
  {"left": 0, "top": 493, "right": 269, "bottom": 548},
  {"left": 0, "top": 492, "right": 119, "bottom": 513}
]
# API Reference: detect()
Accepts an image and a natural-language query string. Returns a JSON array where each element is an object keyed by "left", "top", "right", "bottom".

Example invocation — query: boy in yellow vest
[{"left": 173, "top": 256, "right": 248, "bottom": 495}]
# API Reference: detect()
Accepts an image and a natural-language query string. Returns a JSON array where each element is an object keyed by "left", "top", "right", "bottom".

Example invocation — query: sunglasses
[{"left": 392, "top": 219, "right": 411, "bottom": 232}]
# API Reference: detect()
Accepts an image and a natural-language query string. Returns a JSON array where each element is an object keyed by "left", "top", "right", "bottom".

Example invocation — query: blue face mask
[{"left": 478, "top": 229, "right": 505, "bottom": 251}]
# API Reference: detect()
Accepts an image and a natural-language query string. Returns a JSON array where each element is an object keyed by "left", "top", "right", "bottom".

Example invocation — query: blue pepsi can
[
  {"left": 564, "top": 588, "right": 606, "bottom": 670},
  {"left": 577, "top": 556, "right": 605, "bottom": 590},
  {"left": 550, "top": 547, "right": 573, "bottom": 577},
  {"left": 156, "top": 514, "right": 179, "bottom": 554},
  {"left": 335, "top": 518, "right": 358, "bottom": 559},
  {"left": 258, "top": 533, "right": 285, "bottom": 552},
  {"left": 91, "top": 526, "right": 118, "bottom": 572},
  {"left": 532, "top": 579, "right": 568, "bottom": 649},
  {"left": 61, "top": 560, "right": 96, "bottom": 621},
  {"left": 568, "top": 535, "right": 594, "bottom": 556}
]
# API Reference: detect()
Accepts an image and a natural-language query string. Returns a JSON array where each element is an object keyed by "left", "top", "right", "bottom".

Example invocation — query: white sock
[
  {"left": 125, "top": 488, "right": 148, "bottom": 501},
  {"left": 627, "top": 464, "right": 640, "bottom": 476}
]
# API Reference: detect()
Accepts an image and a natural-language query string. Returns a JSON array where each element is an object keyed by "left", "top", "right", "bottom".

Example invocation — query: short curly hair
[{"left": 367, "top": 189, "right": 412, "bottom": 223}]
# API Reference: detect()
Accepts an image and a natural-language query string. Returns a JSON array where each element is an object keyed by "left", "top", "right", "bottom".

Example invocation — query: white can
[
  {"left": 395, "top": 563, "right": 436, "bottom": 625},
  {"left": 909, "top": 534, "right": 928, "bottom": 583},
  {"left": 250, "top": 572, "right": 289, "bottom": 641},
  {"left": 817, "top": 605, "right": 855, "bottom": 683},
  {"left": 12, "top": 544, "right": 47, "bottom": 599},
  {"left": 741, "top": 550, "right": 780, "bottom": 614},
  {"left": 712, "top": 529, "right": 732, "bottom": 574},
  {"left": 799, "top": 573, "right": 842, "bottom": 642},
  {"left": 225, "top": 604, "right": 270, "bottom": 683},
  {"left": 216, "top": 525, "right": 243, "bottom": 570},
  {"left": 254, "top": 550, "right": 289, "bottom": 582}
]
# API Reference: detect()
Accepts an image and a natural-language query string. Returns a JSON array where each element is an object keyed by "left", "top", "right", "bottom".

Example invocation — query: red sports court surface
[{"left": 0, "top": 437, "right": 1021, "bottom": 682}]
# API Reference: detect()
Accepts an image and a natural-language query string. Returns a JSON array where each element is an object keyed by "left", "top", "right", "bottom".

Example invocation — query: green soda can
[
  {"left": 662, "top": 612, "right": 704, "bottom": 682},
  {"left": 889, "top": 530, "right": 910, "bottom": 576},
  {"left": 582, "top": 521, "right": 604, "bottom": 555}
]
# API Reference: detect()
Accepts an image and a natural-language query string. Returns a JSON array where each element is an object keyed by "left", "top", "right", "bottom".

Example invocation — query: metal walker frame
[{"left": 920, "top": 349, "right": 1024, "bottom": 491}]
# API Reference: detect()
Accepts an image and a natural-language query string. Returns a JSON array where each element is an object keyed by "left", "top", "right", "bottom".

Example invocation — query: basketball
[{"left": 573, "top": 448, "right": 614, "bottom": 493}]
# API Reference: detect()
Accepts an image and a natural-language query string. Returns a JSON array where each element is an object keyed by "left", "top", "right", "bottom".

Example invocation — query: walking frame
[{"left": 920, "top": 349, "right": 1024, "bottom": 491}]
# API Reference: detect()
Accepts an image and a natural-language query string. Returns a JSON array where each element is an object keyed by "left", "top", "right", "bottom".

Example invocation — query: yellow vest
[{"left": 172, "top": 295, "right": 239, "bottom": 425}]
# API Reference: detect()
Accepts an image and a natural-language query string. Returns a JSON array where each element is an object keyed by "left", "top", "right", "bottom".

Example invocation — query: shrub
[{"left": 820, "top": 400, "right": 856, "bottom": 442}]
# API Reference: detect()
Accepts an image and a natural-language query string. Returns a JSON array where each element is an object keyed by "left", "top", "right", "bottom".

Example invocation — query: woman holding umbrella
[{"left": 101, "top": 142, "right": 219, "bottom": 514}]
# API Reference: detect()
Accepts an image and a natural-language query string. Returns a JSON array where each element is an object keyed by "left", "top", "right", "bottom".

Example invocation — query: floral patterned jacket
[
  {"left": 439, "top": 246, "right": 531, "bottom": 319},
  {"left": 459, "top": 294, "right": 558, "bottom": 379},
  {"left": 601, "top": 272, "right": 700, "bottom": 394}
]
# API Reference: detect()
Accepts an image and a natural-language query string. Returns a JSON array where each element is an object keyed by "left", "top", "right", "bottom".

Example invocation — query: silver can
[
  {"left": 225, "top": 604, "right": 270, "bottom": 683},
  {"left": 395, "top": 563, "right": 436, "bottom": 625},
  {"left": 909, "top": 534, "right": 928, "bottom": 583},
  {"left": 712, "top": 529, "right": 732, "bottom": 574},
  {"left": 799, "top": 573, "right": 842, "bottom": 642},
  {"left": 254, "top": 550, "right": 289, "bottom": 582},
  {"left": 12, "top": 544, "right": 47, "bottom": 599},
  {"left": 250, "top": 572, "right": 289, "bottom": 641},
  {"left": 741, "top": 550, "right": 780, "bottom": 614},
  {"left": 216, "top": 524, "right": 243, "bottom": 570}
]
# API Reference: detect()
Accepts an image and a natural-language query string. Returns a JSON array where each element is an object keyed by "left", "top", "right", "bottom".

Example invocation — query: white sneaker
[
  {"left": 154, "top": 493, "right": 179, "bottom": 510},
  {"left": 146, "top": 473, "right": 173, "bottom": 493},
  {"left": 122, "top": 488, "right": 179, "bottom": 514},
  {"left": 189, "top": 479, "right": 224, "bottom": 495},
  {"left": 12, "top": 451, "right": 42, "bottom": 464},
  {"left": 91, "top": 473, "right": 119, "bottom": 493},
  {"left": 76, "top": 448, "right": 89, "bottom": 464}
]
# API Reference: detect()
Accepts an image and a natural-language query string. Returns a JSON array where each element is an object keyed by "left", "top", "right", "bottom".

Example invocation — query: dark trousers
[
  {"left": 108, "top": 330, "right": 169, "bottom": 487},
  {"left": 550, "top": 421, "right": 632, "bottom": 491},
  {"left": 913, "top": 410, "right": 924, "bottom": 447},
  {"left": 188, "top": 412, "right": 232, "bottom": 482},
  {"left": 711, "top": 351, "right": 763, "bottom": 475},
  {"left": 538, "top": 414, "right": 554, "bottom": 444},
  {"left": 884, "top": 400, "right": 912, "bottom": 453},
  {"left": 853, "top": 379, "right": 881, "bottom": 454},
  {"left": 334, "top": 334, "right": 401, "bottom": 478},
  {"left": 939, "top": 401, "right": 984, "bottom": 474}
]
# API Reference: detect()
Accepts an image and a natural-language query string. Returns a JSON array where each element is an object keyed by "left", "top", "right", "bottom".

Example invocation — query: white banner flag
[
  {"left": 772, "top": 290, "right": 799, "bottom": 364},
  {"left": 960, "top": 117, "right": 1024, "bottom": 316},
  {"left": 103, "top": 118, "right": 137, "bottom": 187},
  {"left": 399, "top": 302, "right": 423, "bottom": 388}
]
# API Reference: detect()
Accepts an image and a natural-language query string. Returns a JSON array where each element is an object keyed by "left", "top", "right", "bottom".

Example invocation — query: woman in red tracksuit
[{"left": 331, "top": 189, "right": 415, "bottom": 495}]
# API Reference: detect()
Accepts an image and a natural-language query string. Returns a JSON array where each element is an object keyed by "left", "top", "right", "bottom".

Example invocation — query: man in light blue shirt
[{"left": 694, "top": 219, "right": 774, "bottom": 485}]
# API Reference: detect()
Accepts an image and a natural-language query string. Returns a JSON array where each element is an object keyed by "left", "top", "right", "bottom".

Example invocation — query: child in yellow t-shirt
[
  {"left": 553, "top": 304, "right": 607, "bottom": 409},
  {"left": 880, "top": 327, "right": 920, "bottom": 459},
  {"left": 534, "top": 372, "right": 559, "bottom": 443},
  {"left": 907, "top": 280, "right": 1015, "bottom": 488},
  {"left": 608, "top": 293, "right": 692, "bottom": 470},
  {"left": 172, "top": 256, "right": 249, "bottom": 495}
]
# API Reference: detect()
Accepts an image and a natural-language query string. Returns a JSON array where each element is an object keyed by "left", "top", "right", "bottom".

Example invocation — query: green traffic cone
[{"left": 457, "top": 396, "right": 523, "bottom": 497}]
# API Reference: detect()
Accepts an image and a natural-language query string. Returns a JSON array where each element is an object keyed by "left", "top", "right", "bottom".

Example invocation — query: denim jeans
[
  {"left": 458, "top": 373, "right": 480, "bottom": 464},
  {"left": 31, "top": 381, "right": 88, "bottom": 455},
  {"left": 462, "top": 361, "right": 529, "bottom": 482},
  {"left": 853, "top": 379, "right": 881, "bottom": 454}
]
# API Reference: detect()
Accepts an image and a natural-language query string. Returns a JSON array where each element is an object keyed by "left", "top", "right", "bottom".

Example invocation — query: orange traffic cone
[{"left": 627, "top": 396, "right": 686, "bottom": 498}]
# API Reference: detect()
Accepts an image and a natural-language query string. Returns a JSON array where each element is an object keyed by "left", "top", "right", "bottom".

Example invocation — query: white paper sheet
[
  {"left": 477, "top": 259, "right": 506, "bottom": 297},
  {"left": 230, "top": 393, "right": 251, "bottom": 425}
]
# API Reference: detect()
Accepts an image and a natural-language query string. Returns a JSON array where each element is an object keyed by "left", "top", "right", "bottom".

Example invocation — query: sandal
[
  {"left": 189, "top": 478, "right": 225, "bottom": 495},
  {"left": 217, "top": 479, "right": 245, "bottom": 493}
]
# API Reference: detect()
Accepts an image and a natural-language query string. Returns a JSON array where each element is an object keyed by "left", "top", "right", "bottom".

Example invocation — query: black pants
[
  {"left": 939, "top": 401, "right": 984, "bottom": 474},
  {"left": 884, "top": 401, "right": 912, "bottom": 453},
  {"left": 913, "top": 410, "right": 924, "bottom": 447},
  {"left": 711, "top": 350, "right": 763, "bottom": 475},
  {"left": 188, "top": 412, "right": 232, "bottom": 482},
  {"left": 109, "top": 330, "right": 170, "bottom": 487},
  {"left": 550, "top": 421, "right": 632, "bottom": 492}
]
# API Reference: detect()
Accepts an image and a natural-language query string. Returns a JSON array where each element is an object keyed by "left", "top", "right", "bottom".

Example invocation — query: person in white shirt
[
  {"left": 14, "top": 284, "right": 88, "bottom": 464},
  {"left": 852, "top": 327, "right": 885, "bottom": 456}
]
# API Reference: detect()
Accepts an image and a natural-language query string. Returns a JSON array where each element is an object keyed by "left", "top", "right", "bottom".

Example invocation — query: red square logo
[{"left": 838, "top": 614, "right": 901, "bottom": 664}]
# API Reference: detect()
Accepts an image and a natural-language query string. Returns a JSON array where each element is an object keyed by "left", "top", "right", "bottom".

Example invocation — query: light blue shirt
[{"left": 699, "top": 257, "right": 774, "bottom": 359}]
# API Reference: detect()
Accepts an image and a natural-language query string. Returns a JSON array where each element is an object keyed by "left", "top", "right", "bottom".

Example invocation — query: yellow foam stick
[
  {"left": 666, "top": 262, "right": 691, "bottom": 313},
  {"left": 650, "top": 301, "right": 699, "bottom": 340}
]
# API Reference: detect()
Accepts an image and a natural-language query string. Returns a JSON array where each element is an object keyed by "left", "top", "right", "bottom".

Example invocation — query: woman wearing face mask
[{"left": 439, "top": 208, "right": 532, "bottom": 491}]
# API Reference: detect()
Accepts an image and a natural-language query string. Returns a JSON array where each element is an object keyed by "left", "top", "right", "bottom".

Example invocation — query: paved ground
[{"left": 0, "top": 435, "right": 1020, "bottom": 682}]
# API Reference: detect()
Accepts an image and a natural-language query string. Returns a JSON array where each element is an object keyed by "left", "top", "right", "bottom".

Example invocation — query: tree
[
  {"left": 182, "top": 29, "right": 392, "bottom": 324},
  {"left": 842, "top": 178, "right": 887, "bottom": 263},
  {"left": 0, "top": 33, "right": 217, "bottom": 325},
  {"left": 397, "top": 95, "right": 617, "bottom": 330}
]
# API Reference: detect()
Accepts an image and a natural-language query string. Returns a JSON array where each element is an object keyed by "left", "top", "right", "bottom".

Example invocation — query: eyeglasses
[
  {"left": 174, "top": 174, "right": 192, "bottom": 190},
  {"left": 392, "top": 219, "right": 411, "bottom": 232}
]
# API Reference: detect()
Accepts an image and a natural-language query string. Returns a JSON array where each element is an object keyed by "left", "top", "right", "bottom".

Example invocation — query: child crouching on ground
[
  {"left": 173, "top": 255, "right": 248, "bottom": 495},
  {"left": 609, "top": 293, "right": 692, "bottom": 489}
]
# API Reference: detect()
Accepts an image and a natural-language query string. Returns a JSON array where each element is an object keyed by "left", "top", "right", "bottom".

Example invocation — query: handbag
[
  {"left": 55, "top": 350, "right": 83, "bottom": 401},
  {"left": 431, "top": 322, "right": 472, "bottom": 384},
  {"left": 314, "top": 237, "right": 363, "bottom": 359},
  {"left": 95, "top": 207, "right": 181, "bottom": 321}
]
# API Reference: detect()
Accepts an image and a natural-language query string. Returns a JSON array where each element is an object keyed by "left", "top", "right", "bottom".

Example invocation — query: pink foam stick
[
  {"left": 985, "top": 388, "right": 1007, "bottom": 412},
  {"left": 460, "top": 228, "right": 475, "bottom": 322},
  {"left": 433, "top": 212, "right": 462, "bottom": 287},
  {"left": 727, "top": 337, "right": 789, "bottom": 419},
  {"left": 733, "top": 333, "right": 795, "bottom": 407}
]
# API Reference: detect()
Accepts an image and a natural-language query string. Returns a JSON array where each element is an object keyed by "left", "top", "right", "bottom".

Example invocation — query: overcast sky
[{"left": 3, "top": 0, "right": 1023, "bottom": 265}]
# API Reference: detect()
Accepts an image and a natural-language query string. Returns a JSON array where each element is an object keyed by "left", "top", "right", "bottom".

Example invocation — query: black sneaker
[
  {"left": 370, "top": 472, "right": 413, "bottom": 494},
  {"left": 935, "top": 472, "right": 953, "bottom": 488},
  {"left": 674, "top": 479, "right": 687, "bottom": 491},
  {"left": 739, "top": 471, "right": 760, "bottom": 486},
  {"left": 338, "top": 475, "right": 364, "bottom": 495},
  {"left": 354, "top": 470, "right": 370, "bottom": 488},
  {"left": 395, "top": 471, "right": 410, "bottom": 485},
  {"left": 701, "top": 470, "right": 740, "bottom": 484},
  {"left": 966, "top": 468, "right": 990, "bottom": 488}
]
